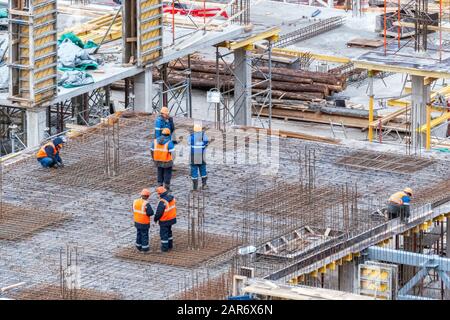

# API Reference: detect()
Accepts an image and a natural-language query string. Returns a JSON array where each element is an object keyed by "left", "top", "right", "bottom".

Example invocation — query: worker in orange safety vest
[
  {"left": 36, "top": 137, "right": 66, "bottom": 168},
  {"left": 387, "top": 187, "right": 412, "bottom": 221},
  {"left": 133, "top": 189, "right": 154, "bottom": 252},
  {"left": 150, "top": 128, "right": 175, "bottom": 192},
  {"left": 154, "top": 186, "right": 177, "bottom": 252}
]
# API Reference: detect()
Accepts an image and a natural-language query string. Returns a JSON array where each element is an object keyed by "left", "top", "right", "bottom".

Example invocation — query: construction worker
[
  {"left": 36, "top": 137, "right": 66, "bottom": 168},
  {"left": 133, "top": 189, "right": 154, "bottom": 252},
  {"left": 189, "top": 124, "right": 210, "bottom": 190},
  {"left": 387, "top": 187, "right": 413, "bottom": 221},
  {"left": 154, "top": 186, "right": 177, "bottom": 252},
  {"left": 155, "top": 106, "right": 175, "bottom": 140},
  {"left": 150, "top": 128, "right": 175, "bottom": 191}
]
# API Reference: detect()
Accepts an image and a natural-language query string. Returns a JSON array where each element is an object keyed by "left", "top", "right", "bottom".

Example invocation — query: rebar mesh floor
[
  {"left": 336, "top": 150, "right": 435, "bottom": 174},
  {"left": 0, "top": 204, "right": 67, "bottom": 240},
  {"left": 115, "top": 229, "right": 239, "bottom": 268},
  {"left": 1, "top": 113, "right": 449, "bottom": 299},
  {"left": 11, "top": 285, "right": 122, "bottom": 300}
]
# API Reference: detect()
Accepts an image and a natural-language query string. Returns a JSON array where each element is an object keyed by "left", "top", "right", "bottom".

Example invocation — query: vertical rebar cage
[
  {"left": 8, "top": 0, "right": 58, "bottom": 107},
  {"left": 136, "top": 0, "right": 163, "bottom": 66}
]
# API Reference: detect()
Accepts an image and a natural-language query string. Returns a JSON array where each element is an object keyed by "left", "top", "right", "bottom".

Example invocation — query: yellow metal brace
[
  {"left": 218, "top": 27, "right": 280, "bottom": 50},
  {"left": 318, "top": 266, "right": 327, "bottom": 274},
  {"left": 368, "top": 70, "right": 374, "bottom": 142},
  {"left": 343, "top": 253, "right": 353, "bottom": 262},
  {"left": 326, "top": 262, "right": 336, "bottom": 271}
]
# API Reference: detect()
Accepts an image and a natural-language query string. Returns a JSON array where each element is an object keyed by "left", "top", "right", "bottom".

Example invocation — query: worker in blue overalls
[
  {"left": 154, "top": 107, "right": 175, "bottom": 140},
  {"left": 188, "top": 124, "right": 210, "bottom": 190}
]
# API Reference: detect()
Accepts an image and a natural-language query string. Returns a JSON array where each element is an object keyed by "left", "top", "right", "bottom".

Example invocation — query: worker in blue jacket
[
  {"left": 154, "top": 186, "right": 177, "bottom": 252},
  {"left": 155, "top": 107, "right": 175, "bottom": 140},
  {"left": 189, "top": 124, "right": 210, "bottom": 190},
  {"left": 36, "top": 137, "right": 66, "bottom": 168}
]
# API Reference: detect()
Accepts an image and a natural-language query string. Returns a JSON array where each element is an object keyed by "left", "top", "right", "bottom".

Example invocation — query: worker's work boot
[
  {"left": 164, "top": 184, "right": 171, "bottom": 192},
  {"left": 192, "top": 179, "right": 199, "bottom": 191},
  {"left": 201, "top": 177, "right": 208, "bottom": 190}
]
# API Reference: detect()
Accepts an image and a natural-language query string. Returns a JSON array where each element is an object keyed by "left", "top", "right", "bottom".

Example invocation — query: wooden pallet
[{"left": 347, "top": 38, "right": 384, "bottom": 49}]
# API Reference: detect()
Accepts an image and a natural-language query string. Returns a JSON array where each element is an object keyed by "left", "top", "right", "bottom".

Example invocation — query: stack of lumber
[
  {"left": 154, "top": 56, "right": 347, "bottom": 100},
  {"left": 59, "top": 13, "right": 123, "bottom": 45}
]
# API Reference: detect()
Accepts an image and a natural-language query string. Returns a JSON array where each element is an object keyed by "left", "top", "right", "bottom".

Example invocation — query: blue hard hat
[{"left": 53, "top": 137, "right": 65, "bottom": 146}]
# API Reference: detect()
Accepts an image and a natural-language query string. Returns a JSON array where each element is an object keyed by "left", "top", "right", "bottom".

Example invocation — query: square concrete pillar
[
  {"left": 410, "top": 75, "right": 430, "bottom": 149},
  {"left": 134, "top": 67, "right": 153, "bottom": 113},
  {"left": 338, "top": 260, "right": 357, "bottom": 293},
  {"left": 233, "top": 48, "right": 252, "bottom": 126},
  {"left": 447, "top": 217, "right": 450, "bottom": 299},
  {"left": 26, "top": 108, "right": 48, "bottom": 148}
]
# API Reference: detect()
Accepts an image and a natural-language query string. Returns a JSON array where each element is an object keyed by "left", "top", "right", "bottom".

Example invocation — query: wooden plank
[
  {"left": 255, "top": 106, "right": 375, "bottom": 130},
  {"left": 347, "top": 38, "right": 384, "bottom": 48},
  {"left": 369, "top": 106, "right": 410, "bottom": 127}
]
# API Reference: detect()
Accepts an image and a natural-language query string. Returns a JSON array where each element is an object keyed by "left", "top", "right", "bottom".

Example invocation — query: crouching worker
[
  {"left": 387, "top": 187, "right": 413, "bottom": 221},
  {"left": 154, "top": 186, "right": 177, "bottom": 252},
  {"left": 36, "top": 137, "right": 66, "bottom": 168},
  {"left": 133, "top": 189, "right": 154, "bottom": 252}
]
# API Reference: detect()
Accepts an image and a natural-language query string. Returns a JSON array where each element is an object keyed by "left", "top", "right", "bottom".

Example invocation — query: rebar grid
[
  {"left": 1, "top": 112, "right": 449, "bottom": 299},
  {"left": 188, "top": 191, "right": 206, "bottom": 250},
  {"left": 173, "top": 269, "right": 234, "bottom": 300}
]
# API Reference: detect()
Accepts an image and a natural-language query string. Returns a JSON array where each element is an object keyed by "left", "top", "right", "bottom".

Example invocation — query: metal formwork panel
[
  {"left": 8, "top": 0, "right": 58, "bottom": 107},
  {"left": 136, "top": 0, "right": 163, "bottom": 66},
  {"left": 357, "top": 261, "right": 398, "bottom": 300}
]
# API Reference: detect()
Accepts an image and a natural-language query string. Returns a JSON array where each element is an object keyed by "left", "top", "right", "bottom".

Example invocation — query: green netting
[
  {"left": 0, "top": 9, "right": 7, "bottom": 19},
  {"left": 435, "top": 147, "right": 450, "bottom": 153},
  {"left": 58, "top": 32, "right": 98, "bottom": 49}
]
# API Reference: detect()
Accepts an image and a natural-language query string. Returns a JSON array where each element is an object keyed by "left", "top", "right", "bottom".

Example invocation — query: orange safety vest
[
  {"left": 133, "top": 198, "right": 150, "bottom": 224},
  {"left": 153, "top": 139, "right": 173, "bottom": 162},
  {"left": 159, "top": 198, "right": 177, "bottom": 222},
  {"left": 36, "top": 142, "right": 56, "bottom": 159},
  {"left": 389, "top": 191, "right": 406, "bottom": 205}
]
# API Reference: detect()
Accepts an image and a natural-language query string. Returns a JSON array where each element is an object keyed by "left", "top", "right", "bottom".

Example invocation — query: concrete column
[
  {"left": 134, "top": 67, "right": 153, "bottom": 113},
  {"left": 338, "top": 260, "right": 357, "bottom": 293},
  {"left": 26, "top": 108, "right": 47, "bottom": 148},
  {"left": 410, "top": 75, "right": 430, "bottom": 149},
  {"left": 446, "top": 217, "right": 450, "bottom": 299},
  {"left": 233, "top": 48, "right": 252, "bottom": 126}
]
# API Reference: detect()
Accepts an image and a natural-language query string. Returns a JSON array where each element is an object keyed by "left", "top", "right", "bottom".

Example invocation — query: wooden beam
[
  {"left": 218, "top": 27, "right": 281, "bottom": 50},
  {"left": 272, "top": 47, "right": 351, "bottom": 64},
  {"left": 354, "top": 60, "right": 450, "bottom": 79},
  {"left": 369, "top": 106, "right": 410, "bottom": 128},
  {"left": 393, "top": 21, "right": 450, "bottom": 33}
]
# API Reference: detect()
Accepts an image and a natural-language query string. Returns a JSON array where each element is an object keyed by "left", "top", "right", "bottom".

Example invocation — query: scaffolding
[{"left": 8, "top": 0, "right": 58, "bottom": 107}]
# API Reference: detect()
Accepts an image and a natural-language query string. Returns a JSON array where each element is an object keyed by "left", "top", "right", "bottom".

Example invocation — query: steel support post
[{"left": 368, "top": 70, "right": 374, "bottom": 142}]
